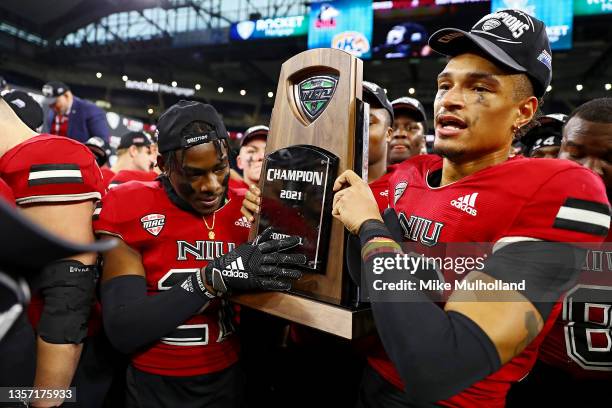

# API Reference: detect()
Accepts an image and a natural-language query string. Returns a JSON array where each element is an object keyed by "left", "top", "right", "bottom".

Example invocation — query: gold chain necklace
[{"left": 203, "top": 212, "right": 216, "bottom": 240}]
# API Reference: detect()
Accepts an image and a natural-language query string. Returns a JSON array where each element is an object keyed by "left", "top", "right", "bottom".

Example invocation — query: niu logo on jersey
[
  {"left": 451, "top": 193, "right": 478, "bottom": 216},
  {"left": 141, "top": 213, "right": 166, "bottom": 236},
  {"left": 398, "top": 213, "right": 444, "bottom": 247},
  {"left": 222, "top": 257, "right": 249, "bottom": 279}
]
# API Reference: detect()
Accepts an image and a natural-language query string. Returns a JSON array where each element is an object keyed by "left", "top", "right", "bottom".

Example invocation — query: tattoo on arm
[{"left": 513, "top": 310, "right": 543, "bottom": 356}]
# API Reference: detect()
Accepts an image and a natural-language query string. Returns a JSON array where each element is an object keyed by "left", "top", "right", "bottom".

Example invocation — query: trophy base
[{"left": 231, "top": 292, "right": 374, "bottom": 339}]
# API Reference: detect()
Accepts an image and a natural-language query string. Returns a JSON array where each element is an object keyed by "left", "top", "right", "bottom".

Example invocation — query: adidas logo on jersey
[
  {"left": 234, "top": 216, "right": 252, "bottom": 228},
  {"left": 222, "top": 257, "right": 249, "bottom": 279},
  {"left": 450, "top": 193, "right": 478, "bottom": 216}
]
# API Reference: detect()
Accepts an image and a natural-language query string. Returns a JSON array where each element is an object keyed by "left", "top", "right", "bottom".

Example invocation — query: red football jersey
[
  {"left": 100, "top": 167, "right": 116, "bottom": 190},
  {"left": 108, "top": 169, "right": 157, "bottom": 189},
  {"left": 538, "top": 230, "right": 612, "bottom": 380},
  {"left": 369, "top": 154, "right": 609, "bottom": 407},
  {"left": 0, "top": 134, "right": 104, "bottom": 205},
  {"left": 94, "top": 180, "right": 250, "bottom": 376},
  {"left": 229, "top": 177, "right": 249, "bottom": 194},
  {"left": 368, "top": 166, "right": 397, "bottom": 211},
  {"left": 0, "top": 134, "right": 104, "bottom": 334}
]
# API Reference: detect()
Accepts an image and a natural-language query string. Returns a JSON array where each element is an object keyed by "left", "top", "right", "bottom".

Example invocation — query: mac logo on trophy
[
  {"left": 233, "top": 48, "right": 373, "bottom": 339},
  {"left": 295, "top": 75, "right": 338, "bottom": 122}
]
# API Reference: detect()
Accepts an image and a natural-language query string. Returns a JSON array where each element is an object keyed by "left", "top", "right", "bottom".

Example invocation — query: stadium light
[
  {"left": 240, "top": 89, "right": 246, "bottom": 96},
  {"left": 96, "top": 72, "right": 102, "bottom": 79},
  {"left": 267, "top": 91, "right": 274, "bottom": 98},
  {"left": 606, "top": 83, "right": 611, "bottom": 91},
  {"left": 146, "top": 78, "right": 153, "bottom": 84},
  {"left": 171, "top": 81, "right": 177, "bottom": 87},
  {"left": 217, "top": 86, "right": 224, "bottom": 93},
  {"left": 576, "top": 84, "right": 583, "bottom": 91},
  {"left": 147, "top": 108, "right": 153, "bottom": 115},
  {"left": 122, "top": 75, "right": 128, "bottom": 82},
  {"left": 409, "top": 87, "right": 415, "bottom": 95},
  {"left": 195, "top": 83, "right": 201, "bottom": 90}
]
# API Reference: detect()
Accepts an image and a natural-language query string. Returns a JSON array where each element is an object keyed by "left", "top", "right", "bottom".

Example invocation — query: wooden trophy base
[{"left": 231, "top": 292, "right": 374, "bottom": 340}]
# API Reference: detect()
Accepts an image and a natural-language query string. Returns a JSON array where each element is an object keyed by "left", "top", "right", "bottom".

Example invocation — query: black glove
[{"left": 203, "top": 228, "right": 306, "bottom": 295}]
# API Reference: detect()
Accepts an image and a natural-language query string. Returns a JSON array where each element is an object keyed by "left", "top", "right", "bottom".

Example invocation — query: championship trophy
[{"left": 232, "top": 48, "right": 373, "bottom": 339}]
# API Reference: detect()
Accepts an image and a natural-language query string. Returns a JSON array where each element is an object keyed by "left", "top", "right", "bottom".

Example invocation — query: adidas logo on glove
[{"left": 222, "top": 257, "right": 249, "bottom": 279}]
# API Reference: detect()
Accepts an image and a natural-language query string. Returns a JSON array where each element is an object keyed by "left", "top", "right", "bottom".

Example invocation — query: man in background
[
  {"left": 85, "top": 136, "right": 116, "bottom": 187},
  {"left": 235, "top": 125, "right": 269, "bottom": 189},
  {"left": 42, "top": 81, "right": 110, "bottom": 144},
  {"left": 521, "top": 114, "right": 567, "bottom": 158},
  {"left": 388, "top": 96, "right": 427, "bottom": 165},
  {"left": 108, "top": 131, "right": 157, "bottom": 188}
]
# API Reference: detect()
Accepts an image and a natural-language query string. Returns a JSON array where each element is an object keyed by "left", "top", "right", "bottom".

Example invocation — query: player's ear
[
  {"left": 236, "top": 154, "right": 245, "bottom": 170},
  {"left": 128, "top": 145, "right": 139, "bottom": 158},
  {"left": 386, "top": 125, "right": 393, "bottom": 144},
  {"left": 515, "top": 96, "right": 538, "bottom": 129}
]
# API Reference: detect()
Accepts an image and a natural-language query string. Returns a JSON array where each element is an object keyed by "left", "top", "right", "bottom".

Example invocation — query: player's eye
[
  {"left": 473, "top": 86, "right": 489, "bottom": 93},
  {"left": 438, "top": 83, "right": 451, "bottom": 91},
  {"left": 214, "top": 164, "right": 228, "bottom": 174}
]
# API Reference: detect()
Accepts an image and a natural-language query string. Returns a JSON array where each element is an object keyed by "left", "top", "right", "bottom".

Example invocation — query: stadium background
[{"left": 0, "top": 0, "right": 611, "bottom": 155}]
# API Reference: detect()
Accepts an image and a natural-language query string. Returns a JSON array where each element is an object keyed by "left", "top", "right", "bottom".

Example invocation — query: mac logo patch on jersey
[
  {"left": 141, "top": 213, "right": 166, "bottom": 236},
  {"left": 394, "top": 181, "right": 408, "bottom": 205}
]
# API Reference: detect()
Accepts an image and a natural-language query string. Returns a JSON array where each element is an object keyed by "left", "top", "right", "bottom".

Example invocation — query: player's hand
[
  {"left": 202, "top": 227, "right": 306, "bottom": 294},
  {"left": 241, "top": 184, "right": 261, "bottom": 222},
  {"left": 332, "top": 170, "right": 382, "bottom": 235}
]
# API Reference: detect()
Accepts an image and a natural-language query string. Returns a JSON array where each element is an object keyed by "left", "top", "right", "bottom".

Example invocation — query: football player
[
  {"left": 331, "top": 9, "right": 610, "bottom": 406},
  {"left": 388, "top": 96, "right": 427, "bottom": 165},
  {"left": 520, "top": 114, "right": 567, "bottom": 158},
  {"left": 509, "top": 98, "right": 612, "bottom": 406},
  {"left": 95, "top": 100, "right": 304, "bottom": 408},
  {"left": 108, "top": 131, "right": 157, "bottom": 189},
  {"left": 235, "top": 125, "right": 268, "bottom": 189},
  {"left": 0, "top": 93, "right": 104, "bottom": 406}
]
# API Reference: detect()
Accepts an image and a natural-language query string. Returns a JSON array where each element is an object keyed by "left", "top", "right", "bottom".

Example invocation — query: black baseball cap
[
  {"left": 157, "top": 100, "right": 228, "bottom": 154},
  {"left": 391, "top": 96, "right": 427, "bottom": 123},
  {"left": 428, "top": 9, "right": 552, "bottom": 98},
  {"left": 42, "top": 81, "right": 70, "bottom": 103},
  {"left": 85, "top": 136, "right": 111, "bottom": 165},
  {"left": 363, "top": 81, "right": 394, "bottom": 122},
  {"left": 521, "top": 113, "right": 568, "bottom": 155},
  {"left": 118, "top": 131, "right": 152, "bottom": 150},
  {"left": 1, "top": 90, "right": 43, "bottom": 131},
  {"left": 240, "top": 125, "right": 269, "bottom": 148}
]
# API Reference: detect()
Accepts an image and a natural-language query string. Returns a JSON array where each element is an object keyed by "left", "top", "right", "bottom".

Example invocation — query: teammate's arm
[
  {"left": 100, "top": 230, "right": 305, "bottom": 354},
  {"left": 21, "top": 201, "right": 96, "bottom": 407},
  {"left": 100, "top": 237, "right": 214, "bottom": 354}
]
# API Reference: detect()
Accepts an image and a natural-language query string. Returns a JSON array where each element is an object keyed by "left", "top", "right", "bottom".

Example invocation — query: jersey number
[
  {"left": 157, "top": 268, "right": 235, "bottom": 346},
  {"left": 563, "top": 285, "right": 612, "bottom": 370}
]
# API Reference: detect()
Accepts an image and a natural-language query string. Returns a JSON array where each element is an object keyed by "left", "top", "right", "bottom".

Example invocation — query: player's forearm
[
  {"left": 32, "top": 339, "right": 82, "bottom": 407},
  {"left": 359, "top": 221, "right": 501, "bottom": 403},
  {"left": 101, "top": 274, "right": 210, "bottom": 354}
]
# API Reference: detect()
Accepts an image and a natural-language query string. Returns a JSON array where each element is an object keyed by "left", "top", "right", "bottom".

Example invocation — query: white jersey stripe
[
  {"left": 28, "top": 169, "right": 83, "bottom": 180},
  {"left": 556, "top": 206, "right": 610, "bottom": 228}
]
